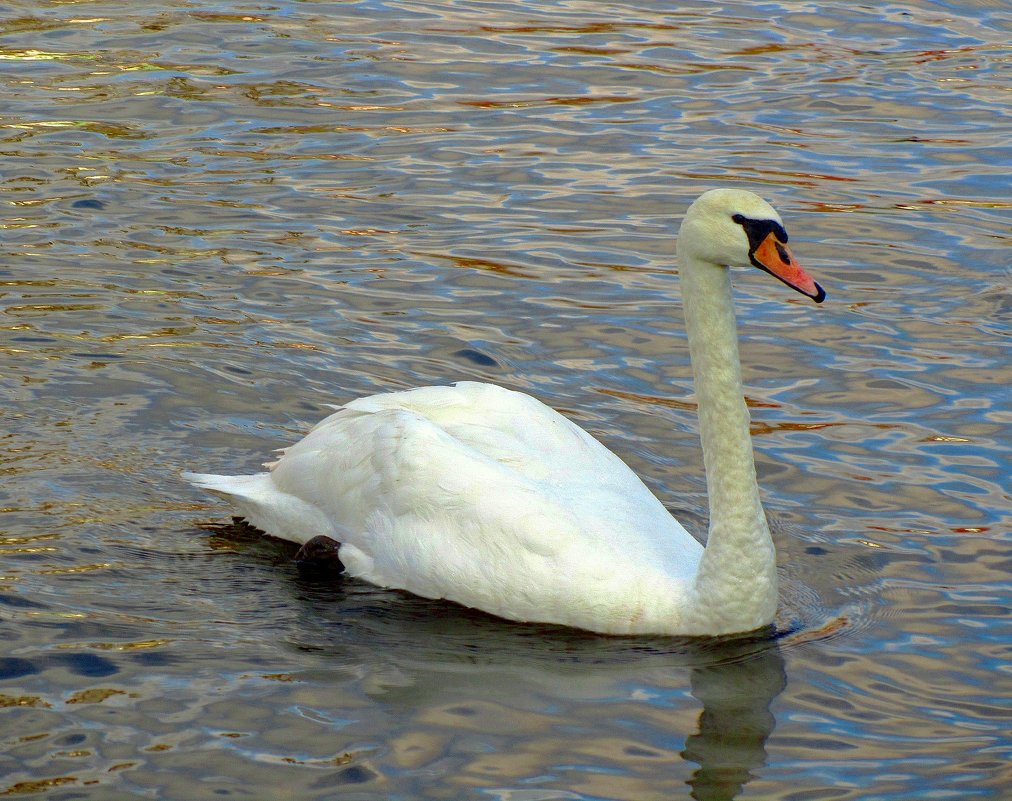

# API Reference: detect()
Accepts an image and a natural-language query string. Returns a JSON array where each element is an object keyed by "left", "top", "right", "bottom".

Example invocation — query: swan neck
[{"left": 679, "top": 252, "right": 776, "bottom": 625}]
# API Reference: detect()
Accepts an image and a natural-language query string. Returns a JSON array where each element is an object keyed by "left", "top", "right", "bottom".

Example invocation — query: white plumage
[{"left": 185, "top": 188, "right": 825, "bottom": 636}]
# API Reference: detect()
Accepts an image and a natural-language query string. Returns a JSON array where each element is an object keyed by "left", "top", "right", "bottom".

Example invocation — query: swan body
[{"left": 185, "top": 188, "right": 825, "bottom": 636}]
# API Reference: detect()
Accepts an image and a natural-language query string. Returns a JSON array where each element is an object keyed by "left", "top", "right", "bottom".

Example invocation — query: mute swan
[{"left": 184, "top": 188, "right": 825, "bottom": 636}]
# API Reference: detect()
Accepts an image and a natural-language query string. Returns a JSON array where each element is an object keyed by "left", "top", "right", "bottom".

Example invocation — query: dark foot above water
[{"left": 293, "top": 535, "right": 344, "bottom": 576}]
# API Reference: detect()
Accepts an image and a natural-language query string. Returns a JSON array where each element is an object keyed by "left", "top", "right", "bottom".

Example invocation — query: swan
[{"left": 184, "top": 188, "right": 825, "bottom": 636}]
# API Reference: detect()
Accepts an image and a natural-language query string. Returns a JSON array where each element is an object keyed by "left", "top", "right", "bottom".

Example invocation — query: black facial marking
[{"left": 732, "top": 213, "right": 789, "bottom": 251}]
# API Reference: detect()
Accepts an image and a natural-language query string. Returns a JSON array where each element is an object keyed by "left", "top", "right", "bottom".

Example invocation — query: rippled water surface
[{"left": 2, "top": 1, "right": 1010, "bottom": 799}]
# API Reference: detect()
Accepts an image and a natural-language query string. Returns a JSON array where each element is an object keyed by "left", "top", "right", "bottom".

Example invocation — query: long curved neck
[{"left": 679, "top": 253, "right": 776, "bottom": 629}]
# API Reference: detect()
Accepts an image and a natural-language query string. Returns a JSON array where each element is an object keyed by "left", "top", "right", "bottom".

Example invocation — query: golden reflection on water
[{"left": 1, "top": 1, "right": 1010, "bottom": 799}]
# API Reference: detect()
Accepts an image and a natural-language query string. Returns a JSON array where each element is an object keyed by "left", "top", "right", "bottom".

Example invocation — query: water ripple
[{"left": 2, "top": 2, "right": 1009, "bottom": 799}]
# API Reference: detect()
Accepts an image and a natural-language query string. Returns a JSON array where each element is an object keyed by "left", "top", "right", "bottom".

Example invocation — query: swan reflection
[{"left": 683, "top": 639, "right": 786, "bottom": 800}]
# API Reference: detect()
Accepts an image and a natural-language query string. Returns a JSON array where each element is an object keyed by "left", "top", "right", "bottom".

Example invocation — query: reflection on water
[
  {"left": 684, "top": 645, "right": 786, "bottom": 801},
  {"left": 2, "top": 0, "right": 1010, "bottom": 799}
]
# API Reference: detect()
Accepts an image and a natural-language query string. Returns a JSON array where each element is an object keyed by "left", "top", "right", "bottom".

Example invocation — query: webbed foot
[{"left": 293, "top": 535, "right": 344, "bottom": 576}]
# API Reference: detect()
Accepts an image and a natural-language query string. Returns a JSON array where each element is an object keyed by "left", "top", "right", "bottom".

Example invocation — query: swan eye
[{"left": 732, "top": 214, "right": 789, "bottom": 250}]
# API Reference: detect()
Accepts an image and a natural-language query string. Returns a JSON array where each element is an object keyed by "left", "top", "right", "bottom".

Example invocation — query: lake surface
[{"left": 2, "top": 1, "right": 1009, "bottom": 798}]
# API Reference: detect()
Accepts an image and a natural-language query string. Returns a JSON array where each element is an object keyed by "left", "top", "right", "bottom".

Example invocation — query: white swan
[{"left": 184, "top": 188, "right": 825, "bottom": 636}]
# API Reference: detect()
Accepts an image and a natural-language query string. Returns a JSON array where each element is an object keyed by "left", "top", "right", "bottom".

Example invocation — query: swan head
[{"left": 679, "top": 188, "right": 825, "bottom": 303}]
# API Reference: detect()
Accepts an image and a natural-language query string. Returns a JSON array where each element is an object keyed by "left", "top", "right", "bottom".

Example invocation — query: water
[{"left": 1, "top": 1, "right": 1009, "bottom": 798}]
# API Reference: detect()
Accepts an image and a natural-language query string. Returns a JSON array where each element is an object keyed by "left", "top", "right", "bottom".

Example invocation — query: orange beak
[{"left": 751, "top": 232, "right": 825, "bottom": 303}]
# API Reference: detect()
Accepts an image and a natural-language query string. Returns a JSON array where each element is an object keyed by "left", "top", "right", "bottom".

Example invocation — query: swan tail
[
  {"left": 182, "top": 470, "right": 271, "bottom": 500},
  {"left": 182, "top": 471, "right": 333, "bottom": 546}
]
